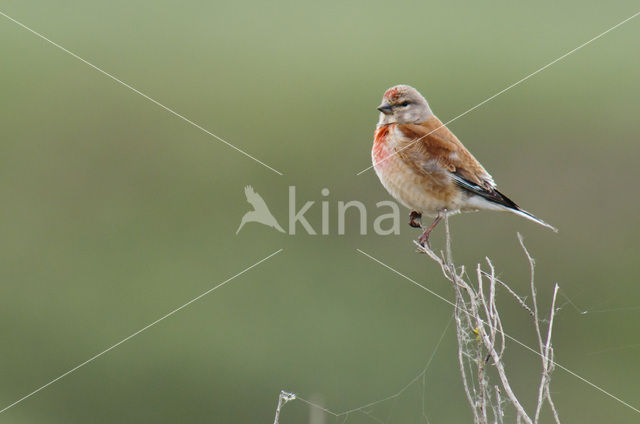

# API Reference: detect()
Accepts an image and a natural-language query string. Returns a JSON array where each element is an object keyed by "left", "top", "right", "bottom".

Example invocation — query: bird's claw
[{"left": 417, "top": 232, "right": 432, "bottom": 249}]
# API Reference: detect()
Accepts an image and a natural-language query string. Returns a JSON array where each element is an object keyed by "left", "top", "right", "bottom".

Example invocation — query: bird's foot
[
  {"left": 417, "top": 230, "right": 432, "bottom": 249},
  {"left": 409, "top": 211, "right": 422, "bottom": 228},
  {"left": 416, "top": 213, "right": 444, "bottom": 249}
]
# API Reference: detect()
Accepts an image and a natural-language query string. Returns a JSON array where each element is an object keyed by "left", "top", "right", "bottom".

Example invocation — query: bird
[
  {"left": 371, "top": 84, "right": 556, "bottom": 247},
  {"left": 236, "top": 185, "right": 285, "bottom": 234}
]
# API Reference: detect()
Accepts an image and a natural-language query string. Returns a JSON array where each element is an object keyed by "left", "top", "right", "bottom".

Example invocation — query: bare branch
[
  {"left": 535, "top": 284, "right": 561, "bottom": 424},
  {"left": 480, "top": 269, "right": 534, "bottom": 317},
  {"left": 275, "top": 220, "right": 562, "bottom": 424},
  {"left": 273, "top": 391, "right": 296, "bottom": 424},
  {"left": 417, "top": 218, "right": 560, "bottom": 424},
  {"left": 519, "top": 233, "right": 545, "bottom": 355}
]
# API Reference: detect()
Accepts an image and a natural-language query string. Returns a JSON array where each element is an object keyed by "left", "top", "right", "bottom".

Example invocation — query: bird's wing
[
  {"left": 397, "top": 117, "right": 495, "bottom": 189},
  {"left": 397, "top": 118, "right": 527, "bottom": 210},
  {"left": 396, "top": 119, "right": 557, "bottom": 232}
]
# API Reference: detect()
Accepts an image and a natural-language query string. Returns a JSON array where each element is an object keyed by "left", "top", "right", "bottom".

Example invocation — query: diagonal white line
[
  {"left": 357, "top": 10, "right": 640, "bottom": 175},
  {"left": 0, "top": 10, "right": 283, "bottom": 176},
  {"left": 0, "top": 248, "right": 283, "bottom": 415},
  {"left": 355, "top": 248, "right": 640, "bottom": 415}
]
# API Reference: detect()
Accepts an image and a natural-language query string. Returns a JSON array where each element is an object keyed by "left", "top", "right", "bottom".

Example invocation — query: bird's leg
[
  {"left": 418, "top": 212, "right": 444, "bottom": 248},
  {"left": 409, "top": 211, "right": 422, "bottom": 228}
]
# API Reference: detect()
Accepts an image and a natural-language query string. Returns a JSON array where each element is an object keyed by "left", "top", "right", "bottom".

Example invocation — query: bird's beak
[{"left": 377, "top": 102, "right": 393, "bottom": 115}]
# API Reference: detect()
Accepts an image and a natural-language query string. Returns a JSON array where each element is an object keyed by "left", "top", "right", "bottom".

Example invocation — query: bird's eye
[{"left": 400, "top": 101, "right": 410, "bottom": 107}]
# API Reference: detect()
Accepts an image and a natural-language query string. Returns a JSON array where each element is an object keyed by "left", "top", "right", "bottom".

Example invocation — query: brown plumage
[{"left": 372, "top": 84, "right": 556, "bottom": 246}]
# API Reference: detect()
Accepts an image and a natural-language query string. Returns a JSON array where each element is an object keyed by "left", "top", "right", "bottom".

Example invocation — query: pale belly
[{"left": 372, "top": 128, "right": 468, "bottom": 216}]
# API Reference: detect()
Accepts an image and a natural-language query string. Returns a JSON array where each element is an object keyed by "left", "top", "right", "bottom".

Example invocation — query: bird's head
[{"left": 377, "top": 85, "right": 433, "bottom": 126}]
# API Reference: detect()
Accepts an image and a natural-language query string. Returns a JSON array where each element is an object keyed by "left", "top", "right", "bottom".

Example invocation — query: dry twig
[
  {"left": 415, "top": 216, "right": 561, "bottom": 423},
  {"left": 273, "top": 391, "right": 296, "bottom": 424},
  {"left": 272, "top": 217, "right": 561, "bottom": 423}
]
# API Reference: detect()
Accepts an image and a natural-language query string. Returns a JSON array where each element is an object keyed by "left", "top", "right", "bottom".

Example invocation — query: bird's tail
[
  {"left": 452, "top": 178, "right": 558, "bottom": 233},
  {"left": 508, "top": 208, "right": 558, "bottom": 233}
]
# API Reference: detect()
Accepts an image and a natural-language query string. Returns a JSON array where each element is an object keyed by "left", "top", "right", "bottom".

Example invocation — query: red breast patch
[{"left": 373, "top": 125, "right": 392, "bottom": 165}]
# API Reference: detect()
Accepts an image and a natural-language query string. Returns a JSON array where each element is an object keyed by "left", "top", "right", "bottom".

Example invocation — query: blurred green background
[{"left": 1, "top": 1, "right": 639, "bottom": 422}]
